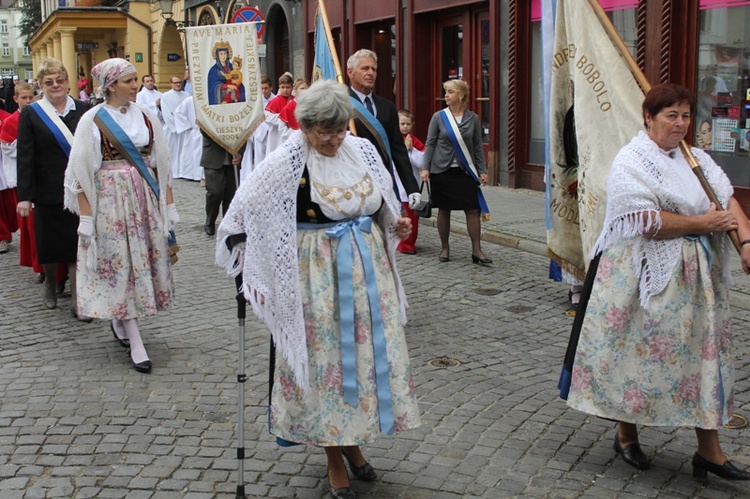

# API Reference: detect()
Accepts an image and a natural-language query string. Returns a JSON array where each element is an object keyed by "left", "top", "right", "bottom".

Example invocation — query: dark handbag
[{"left": 413, "top": 181, "right": 432, "bottom": 218}]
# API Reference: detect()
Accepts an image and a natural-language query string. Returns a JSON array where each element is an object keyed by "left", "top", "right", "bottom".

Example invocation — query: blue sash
[
  {"left": 439, "top": 109, "right": 490, "bottom": 220},
  {"left": 324, "top": 216, "right": 395, "bottom": 435},
  {"left": 29, "top": 101, "right": 72, "bottom": 158},
  {"left": 94, "top": 107, "right": 160, "bottom": 201},
  {"left": 350, "top": 96, "right": 400, "bottom": 201}
]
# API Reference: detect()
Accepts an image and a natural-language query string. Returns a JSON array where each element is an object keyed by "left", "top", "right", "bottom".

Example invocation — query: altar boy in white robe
[
  {"left": 239, "top": 74, "right": 274, "bottom": 182},
  {"left": 173, "top": 95, "right": 203, "bottom": 181},
  {"left": 160, "top": 76, "right": 189, "bottom": 179}
]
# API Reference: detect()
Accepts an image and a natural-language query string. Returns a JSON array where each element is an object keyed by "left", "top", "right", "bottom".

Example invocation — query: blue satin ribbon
[
  {"left": 684, "top": 234, "right": 712, "bottom": 270},
  {"left": 324, "top": 216, "right": 395, "bottom": 435}
]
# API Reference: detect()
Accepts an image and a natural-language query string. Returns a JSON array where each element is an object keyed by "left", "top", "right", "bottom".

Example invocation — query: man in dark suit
[
  {"left": 347, "top": 49, "right": 420, "bottom": 209},
  {"left": 16, "top": 58, "right": 92, "bottom": 313},
  {"left": 201, "top": 133, "right": 243, "bottom": 235}
]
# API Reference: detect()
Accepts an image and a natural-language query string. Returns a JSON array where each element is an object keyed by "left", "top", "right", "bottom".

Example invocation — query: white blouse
[
  {"left": 307, "top": 143, "right": 382, "bottom": 221},
  {"left": 90, "top": 103, "right": 152, "bottom": 172}
]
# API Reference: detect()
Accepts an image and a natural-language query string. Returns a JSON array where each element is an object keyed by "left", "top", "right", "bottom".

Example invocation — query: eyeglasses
[
  {"left": 42, "top": 77, "right": 67, "bottom": 87},
  {"left": 314, "top": 129, "right": 347, "bottom": 141},
  {"left": 171, "top": 81, "right": 181, "bottom": 85}
]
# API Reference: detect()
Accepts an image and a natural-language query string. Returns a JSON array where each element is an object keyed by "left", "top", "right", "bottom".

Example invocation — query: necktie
[{"left": 364, "top": 96, "right": 374, "bottom": 115}]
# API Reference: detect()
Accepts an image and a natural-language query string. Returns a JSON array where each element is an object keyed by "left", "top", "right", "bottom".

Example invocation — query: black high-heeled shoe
[
  {"left": 128, "top": 349, "right": 152, "bottom": 374},
  {"left": 342, "top": 449, "right": 377, "bottom": 482},
  {"left": 471, "top": 254, "right": 493, "bottom": 265},
  {"left": 111, "top": 322, "right": 130, "bottom": 348},
  {"left": 692, "top": 453, "right": 750, "bottom": 480}
]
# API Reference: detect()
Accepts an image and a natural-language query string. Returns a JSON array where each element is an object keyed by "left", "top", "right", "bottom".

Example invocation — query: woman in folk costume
[
  {"left": 16, "top": 58, "right": 91, "bottom": 315},
  {"left": 64, "top": 59, "right": 179, "bottom": 374},
  {"left": 216, "top": 80, "right": 420, "bottom": 499},
  {"left": 420, "top": 79, "right": 491, "bottom": 265},
  {"left": 566, "top": 84, "right": 750, "bottom": 480}
]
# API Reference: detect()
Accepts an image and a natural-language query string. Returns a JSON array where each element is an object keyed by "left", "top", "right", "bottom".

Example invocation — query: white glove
[
  {"left": 167, "top": 203, "right": 180, "bottom": 231},
  {"left": 408, "top": 192, "right": 422, "bottom": 210},
  {"left": 77, "top": 215, "right": 95, "bottom": 240}
]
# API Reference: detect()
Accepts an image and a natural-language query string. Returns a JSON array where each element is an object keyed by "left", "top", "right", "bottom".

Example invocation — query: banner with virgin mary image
[{"left": 184, "top": 23, "right": 264, "bottom": 154}]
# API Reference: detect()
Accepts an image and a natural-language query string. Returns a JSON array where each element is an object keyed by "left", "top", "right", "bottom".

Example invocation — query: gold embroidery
[{"left": 312, "top": 173, "right": 374, "bottom": 218}]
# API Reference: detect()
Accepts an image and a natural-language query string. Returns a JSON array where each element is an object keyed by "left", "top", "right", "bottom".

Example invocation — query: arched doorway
[
  {"left": 265, "top": 5, "right": 290, "bottom": 83},
  {"left": 157, "top": 23, "right": 185, "bottom": 89}
]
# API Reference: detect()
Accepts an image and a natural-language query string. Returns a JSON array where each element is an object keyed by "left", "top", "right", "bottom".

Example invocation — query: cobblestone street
[{"left": 1, "top": 179, "right": 750, "bottom": 498}]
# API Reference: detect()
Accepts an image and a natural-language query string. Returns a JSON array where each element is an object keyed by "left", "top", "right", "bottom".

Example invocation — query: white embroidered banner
[
  {"left": 547, "top": 0, "right": 643, "bottom": 277},
  {"left": 185, "top": 23, "right": 264, "bottom": 155}
]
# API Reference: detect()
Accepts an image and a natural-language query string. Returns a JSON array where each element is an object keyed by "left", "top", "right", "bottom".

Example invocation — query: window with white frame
[
  {"left": 1, "top": 21, "right": 7, "bottom": 34},
  {"left": 23, "top": 46, "right": 29, "bottom": 56},
  {"left": 2, "top": 69, "right": 12, "bottom": 78},
  {"left": 2, "top": 44, "right": 9, "bottom": 57},
  {"left": 25, "top": 69, "right": 33, "bottom": 80}
]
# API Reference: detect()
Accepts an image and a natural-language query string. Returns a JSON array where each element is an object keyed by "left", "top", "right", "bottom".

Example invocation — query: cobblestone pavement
[{"left": 1, "top": 179, "right": 750, "bottom": 498}]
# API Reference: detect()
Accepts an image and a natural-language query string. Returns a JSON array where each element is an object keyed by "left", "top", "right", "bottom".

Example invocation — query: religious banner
[
  {"left": 546, "top": 0, "right": 644, "bottom": 277},
  {"left": 184, "top": 23, "right": 264, "bottom": 154}
]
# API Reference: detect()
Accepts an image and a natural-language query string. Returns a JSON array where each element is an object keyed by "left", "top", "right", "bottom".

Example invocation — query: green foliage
[{"left": 18, "top": 0, "right": 42, "bottom": 43}]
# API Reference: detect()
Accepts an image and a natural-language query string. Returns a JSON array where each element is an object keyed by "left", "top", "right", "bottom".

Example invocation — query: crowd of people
[{"left": 2, "top": 51, "right": 750, "bottom": 498}]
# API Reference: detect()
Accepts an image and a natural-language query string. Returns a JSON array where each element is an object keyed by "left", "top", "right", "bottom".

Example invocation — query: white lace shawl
[
  {"left": 593, "top": 131, "right": 733, "bottom": 308},
  {"left": 64, "top": 102, "right": 172, "bottom": 228},
  {"left": 215, "top": 131, "right": 408, "bottom": 391}
]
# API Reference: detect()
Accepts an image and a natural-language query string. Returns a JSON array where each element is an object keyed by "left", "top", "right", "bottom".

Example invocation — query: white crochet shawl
[
  {"left": 63, "top": 102, "right": 172, "bottom": 233},
  {"left": 593, "top": 131, "right": 733, "bottom": 308},
  {"left": 216, "top": 131, "right": 408, "bottom": 391}
]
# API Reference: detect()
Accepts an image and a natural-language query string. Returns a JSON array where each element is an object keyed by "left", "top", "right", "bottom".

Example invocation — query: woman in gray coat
[{"left": 420, "top": 79, "right": 490, "bottom": 264}]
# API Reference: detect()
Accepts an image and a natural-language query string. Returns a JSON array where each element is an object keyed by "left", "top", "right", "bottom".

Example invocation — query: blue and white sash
[
  {"left": 439, "top": 108, "right": 490, "bottom": 220},
  {"left": 29, "top": 99, "right": 75, "bottom": 158},
  {"left": 350, "top": 96, "right": 400, "bottom": 201},
  {"left": 94, "top": 107, "right": 160, "bottom": 200}
]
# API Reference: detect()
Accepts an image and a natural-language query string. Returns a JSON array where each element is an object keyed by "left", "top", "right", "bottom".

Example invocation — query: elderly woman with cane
[
  {"left": 566, "top": 83, "right": 750, "bottom": 480},
  {"left": 217, "top": 79, "right": 420, "bottom": 498},
  {"left": 64, "top": 58, "right": 178, "bottom": 373}
]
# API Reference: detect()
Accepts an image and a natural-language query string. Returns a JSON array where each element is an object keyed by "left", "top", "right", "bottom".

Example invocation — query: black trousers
[{"left": 204, "top": 164, "right": 239, "bottom": 226}]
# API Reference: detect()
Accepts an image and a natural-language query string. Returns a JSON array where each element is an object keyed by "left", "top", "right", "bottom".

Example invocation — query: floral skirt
[
  {"left": 76, "top": 160, "right": 174, "bottom": 320},
  {"left": 567, "top": 237, "right": 734, "bottom": 429},
  {"left": 269, "top": 223, "right": 421, "bottom": 446}
]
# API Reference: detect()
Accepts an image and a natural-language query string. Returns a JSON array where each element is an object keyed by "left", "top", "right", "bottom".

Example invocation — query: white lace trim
[
  {"left": 592, "top": 131, "right": 733, "bottom": 308},
  {"left": 215, "top": 132, "right": 408, "bottom": 392}
]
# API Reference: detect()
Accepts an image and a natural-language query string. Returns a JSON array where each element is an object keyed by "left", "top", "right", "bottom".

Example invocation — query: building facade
[
  {"left": 27, "top": 1, "right": 750, "bottom": 208},
  {"left": 1, "top": 1, "right": 32, "bottom": 81}
]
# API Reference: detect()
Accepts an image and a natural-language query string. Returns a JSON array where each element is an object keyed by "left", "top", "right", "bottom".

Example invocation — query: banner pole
[
  {"left": 318, "top": 0, "right": 344, "bottom": 84},
  {"left": 586, "top": 0, "right": 742, "bottom": 254}
]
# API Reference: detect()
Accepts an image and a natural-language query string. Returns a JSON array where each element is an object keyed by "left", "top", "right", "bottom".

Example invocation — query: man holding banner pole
[{"left": 346, "top": 50, "right": 421, "bottom": 210}]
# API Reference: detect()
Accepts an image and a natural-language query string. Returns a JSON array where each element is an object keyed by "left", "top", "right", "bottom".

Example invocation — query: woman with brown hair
[{"left": 567, "top": 83, "right": 750, "bottom": 480}]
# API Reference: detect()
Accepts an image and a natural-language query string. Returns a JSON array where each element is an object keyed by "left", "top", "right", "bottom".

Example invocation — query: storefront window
[
  {"left": 696, "top": 1, "right": 750, "bottom": 185},
  {"left": 529, "top": 1, "right": 637, "bottom": 165}
]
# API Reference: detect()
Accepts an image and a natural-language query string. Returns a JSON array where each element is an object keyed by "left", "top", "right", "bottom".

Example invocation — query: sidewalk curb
[{"left": 419, "top": 217, "right": 750, "bottom": 312}]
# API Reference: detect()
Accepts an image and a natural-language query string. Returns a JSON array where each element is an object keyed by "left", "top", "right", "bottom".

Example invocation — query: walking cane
[
  {"left": 234, "top": 272, "right": 247, "bottom": 499},
  {"left": 226, "top": 233, "right": 248, "bottom": 499}
]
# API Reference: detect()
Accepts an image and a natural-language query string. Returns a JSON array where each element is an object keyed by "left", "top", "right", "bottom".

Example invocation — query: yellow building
[{"left": 29, "top": 0, "right": 188, "bottom": 96}]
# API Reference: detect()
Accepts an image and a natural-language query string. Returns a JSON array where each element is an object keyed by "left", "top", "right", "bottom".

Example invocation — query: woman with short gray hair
[{"left": 217, "top": 79, "right": 420, "bottom": 498}]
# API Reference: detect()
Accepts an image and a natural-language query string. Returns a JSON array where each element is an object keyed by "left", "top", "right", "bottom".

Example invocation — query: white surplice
[{"left": 173, "top": 96, "right": 204, "bottom": 181}]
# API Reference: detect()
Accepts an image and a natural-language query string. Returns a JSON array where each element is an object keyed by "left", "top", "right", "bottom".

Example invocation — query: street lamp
[{"left": 158, "top": 0, "right": 193, "bottom": 30}]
